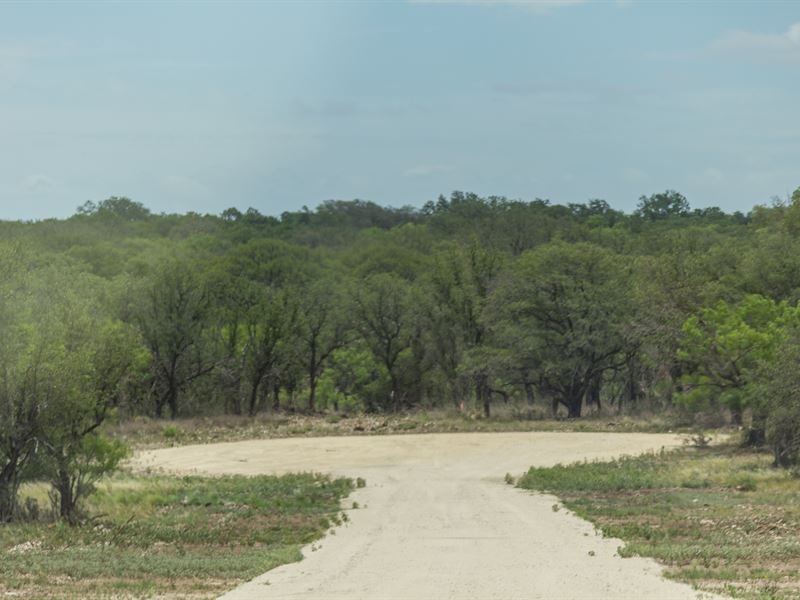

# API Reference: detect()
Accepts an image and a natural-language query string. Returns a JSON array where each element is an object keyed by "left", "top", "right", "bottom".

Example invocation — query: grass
[
  {"left": 518, "top": 445, "right": 800, "bottom": 600},
  {"left": 1, "top": 472, "right": 355, "bottom": 598},
  {"left": 109, "top": 408, "right": 693, "bottom": 450}
]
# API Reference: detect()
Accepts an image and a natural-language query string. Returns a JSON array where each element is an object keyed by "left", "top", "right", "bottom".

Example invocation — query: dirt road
[{"left": 136, "top": 432, "right": 722, "bottom": 599}]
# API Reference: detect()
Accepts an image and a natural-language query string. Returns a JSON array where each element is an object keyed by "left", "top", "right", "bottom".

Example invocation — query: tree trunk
[
  {"left": 307, "top": 338, "right": 319, "bottom": 413},
  {"left": 624, "top": 355, "right": 641, "bottom": 408},
  {"left": 567, "top": 403, "right": 582, "bottom": 418},
  {"left": 743, "top": 426, "right": 766, "bottom": 447},
  {"left": 272, "top": 382, "right": 280, "bottom": 412},
  {"left": 474, "top": 376, "right": 490, "bottom": 418},
  {"left": 166, "top": 361, "right": 179, "bottom": 419},
  {"left": 155, "top": 394, "right": 166, "bottom": 418},
  {"left": 586, "top": 374, "right": 602, "bottom": 412},
  {"left": 56, "top": 464, "right": 77, "bottom": 524},
  {"left": 168, "top": 385, "right": 179, "bottom": 419},
  {"left": 308, "top": 376, "right": 318, "bottom": 413},
  {"left": 248, "top": 379, "right": 261, "bottom": 417},
  {"left": 565, "top": 393, "right": 583, "bottom": 418},
  {"left": 0, "top": 463, "right": 20, "bottom": 523},
  {"left": 232, "top": 391, "right": 243, "bottom": 416},
  {"left": 523, "top": 382, "right": 535, "bottom": 420},
  {"left": 390, "top": 374, "right": 399, "bottom": 412}
]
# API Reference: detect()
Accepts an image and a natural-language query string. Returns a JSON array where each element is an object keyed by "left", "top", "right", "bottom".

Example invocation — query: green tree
[
  {"left": 134, "top": 260, "right": 215, "bottom": 418},
  {"left": 297, "top": 281, "right": 351, "bottom": 412},
  {"left": 317, "top": 346, "right": 380, "bottom": 412},
  {"left": 224, "top": 238, "right": 314, "bottom": 287},
  {"left": 0, "top": 244, "right": 39, "bottom": 521},
  {"left": 635, "top": 190, "right": 690, "bottom": 221},
  {"left": 677, "top": 295, "right": 798, "bottom": 429},
  {"left": 354, "top": 274, "right": 412, "bottom": 411},
  {"left": 488, "top": 242, "right": 634, "bottom": 417},
  {"left": 241, "top": 287, "right": 299, "bottom": 416},
  {"left": 76, "top": 197, "right": 151, "bottom": 221},
  {"left": 205, "top": 269, "right": 261, "bottom": 416},
  {"left": 0, "top": 361, "right": 39, "bottom": 522},
  {"left": 0, "top": 265, "right": 138, "bottom": 522},
  {"left": 37, "top": 317, "right": 138, "bottom": 522},
  {"left": 426, "top": 242, "right": 503, "bottom": 415},
  {"left": 757, "top": 331, "right": 800, "bottom": 466}
]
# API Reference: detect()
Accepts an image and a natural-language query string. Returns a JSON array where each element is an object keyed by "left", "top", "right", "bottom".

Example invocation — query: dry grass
[{"left": 108, "top": 408, "right": 690, "bottom": 450}]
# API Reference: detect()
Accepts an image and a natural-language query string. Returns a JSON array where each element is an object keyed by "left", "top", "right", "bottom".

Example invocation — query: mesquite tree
[
  {"left": 487, "top": 242, "right": 634, "bottom": 417},
  {"left": 135, "top": 260, "right": 215, "bottom": 418}
]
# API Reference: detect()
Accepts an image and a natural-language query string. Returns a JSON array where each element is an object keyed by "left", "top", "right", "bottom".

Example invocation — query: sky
[{"left": 0, "top": 1, "right": 798, "bottom": 220}]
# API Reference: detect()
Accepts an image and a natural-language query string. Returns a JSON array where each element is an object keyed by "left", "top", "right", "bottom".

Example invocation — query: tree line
[{"left": 3, "top": 187, "right": 800, "bottom": 521}]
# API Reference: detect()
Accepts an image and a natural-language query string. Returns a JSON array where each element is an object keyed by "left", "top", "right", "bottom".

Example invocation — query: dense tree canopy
[{"left": 3, "top": 184, "right": 800, "bottom": 513}]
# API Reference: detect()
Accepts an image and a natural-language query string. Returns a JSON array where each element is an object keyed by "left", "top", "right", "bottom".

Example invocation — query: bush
[
  {"left": 766, "top": 400, "right": 800, "bottom": 467},
  {"left": 757, "top": 333, "right": 800, "bottom": 466},
  {"left": 45, "top": 435, "right": 129, "bottom": 524}
]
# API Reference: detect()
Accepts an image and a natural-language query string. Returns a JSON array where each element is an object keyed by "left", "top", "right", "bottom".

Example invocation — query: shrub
[{"left": 756, "top": 332, "right": 800, "bottom": 466}]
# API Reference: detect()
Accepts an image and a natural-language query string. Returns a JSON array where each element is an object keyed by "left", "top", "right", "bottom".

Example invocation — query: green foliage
[
  {"left": 2, "top": 472, "right": 354, "bottom": 597},
  {"left": 296, "top": 279, "right": 351, "bottom": 412},
  {"left": 44, "top": 435, "right": 129, "bottom": 523},
  {"left": 10, "top": 189, "right": 800, "bottom": 469},
  {"left": 519, "top": 452, "right": 678, "bottom": 493},
  {"left": 487, "top": 242, "right": 634, "bottom": 417},
  {"left": 353, "top": 273, "right": 414, "bottom": 410},
  {"left": 0, "top": 264, "right": 140, "bottom": 522},
  {"left": 677, "top": 295, "right": 799, "bottom": 422},
  {"left": 239, "top": 287, "right": 300, "bottom": 416},
  {"left": 318, "top": 346, "right": 383, "bottom": 413},
  {"left": 76, "top": 197, "right": 151, "bottom": 221},
  {"left": 755, "top": 333, "right": 800, "bottom": 466},
  {"left": 635, "top": 190, "right": 690, "bottom": 221},
  {"left": 0, "top": 245, "right": 38, "bottom": 522},
  {"left": 133, "top": 258, "right": 214, "bottom": 418}
]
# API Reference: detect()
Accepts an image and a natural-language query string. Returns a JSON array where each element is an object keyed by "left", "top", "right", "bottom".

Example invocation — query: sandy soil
[{"left": 135, "top": 432, "right": 724, "bottom": 600}]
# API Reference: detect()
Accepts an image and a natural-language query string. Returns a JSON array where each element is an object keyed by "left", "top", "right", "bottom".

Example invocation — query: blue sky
[{"left": 0, "top": 1, "right": 798, "bottom": 220}]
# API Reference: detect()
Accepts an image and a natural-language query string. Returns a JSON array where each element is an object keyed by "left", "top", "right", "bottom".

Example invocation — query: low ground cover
[
  {"left": 0, "top": 472, "right": 354, "bottom": 598},
  {"left": 110, "top": 409, "right": 690, "bottom": 450},
  {"left": 518, "top": 445, "right": 800, "bottom": 599}
]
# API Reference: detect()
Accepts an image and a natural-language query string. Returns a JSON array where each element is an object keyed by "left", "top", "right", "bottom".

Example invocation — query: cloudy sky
[{"left": 0, "top": 1, "right": 798, "bottom": 220}]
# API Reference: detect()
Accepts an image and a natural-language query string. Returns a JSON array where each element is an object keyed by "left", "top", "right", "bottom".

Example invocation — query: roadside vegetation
[
  {"left": 0, "top": 472, "right": 354, "bottom": 598},
  {"left": 111, "top": 410, "right": 689, "bottom": 449},
  {"left": 519, "top": 444, "right": 800, "bottom": 599}
]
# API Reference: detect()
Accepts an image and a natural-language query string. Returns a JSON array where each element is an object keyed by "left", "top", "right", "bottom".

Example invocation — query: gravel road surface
[{"left": 135, "top": 432, "right": 723, "bottom": 600}]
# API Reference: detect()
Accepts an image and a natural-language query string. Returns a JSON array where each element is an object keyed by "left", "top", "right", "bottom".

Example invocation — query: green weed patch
[
  {"left": 519, "top": 447, "right": 800, "bottom": 599},
  {"left": 1, "top": 472, "right": 354, "bottom": 598}
]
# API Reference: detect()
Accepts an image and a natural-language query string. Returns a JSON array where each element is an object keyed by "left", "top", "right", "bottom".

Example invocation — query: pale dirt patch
[{"left": 134, "top": 432, "right": 726, "bottom": 600}]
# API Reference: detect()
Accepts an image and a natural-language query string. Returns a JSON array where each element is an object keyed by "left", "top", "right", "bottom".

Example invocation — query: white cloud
[
  {"left": 410, "top": 0, "right": 586, "bottom": 13},
  {"left": 712, "top": 22, "right": 800, "bottom": 63}
]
